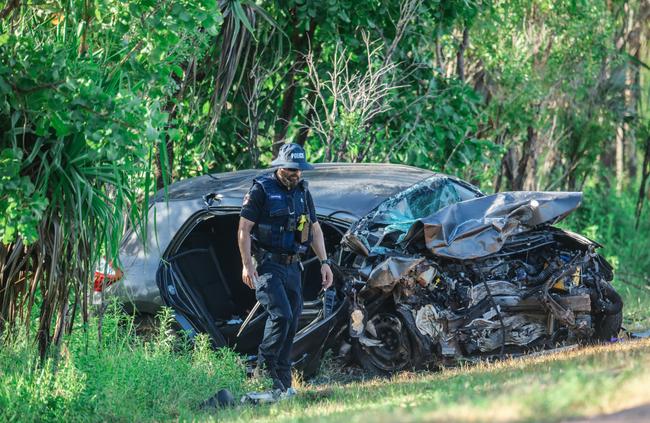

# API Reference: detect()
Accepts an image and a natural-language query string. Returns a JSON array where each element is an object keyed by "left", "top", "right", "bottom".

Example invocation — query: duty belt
[{"left": 262, "top": 251, "right": 302, "bottom": 265}]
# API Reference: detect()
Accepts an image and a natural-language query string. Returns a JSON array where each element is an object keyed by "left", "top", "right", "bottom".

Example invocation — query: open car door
[{"left": 156, "top": 249, "right": 228, "bottom": 347}]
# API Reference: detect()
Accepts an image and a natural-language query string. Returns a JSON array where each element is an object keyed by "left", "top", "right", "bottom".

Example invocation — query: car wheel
[
  {"left": 352, "top": 312, "right": 413, "bottom": 377},
  {"left": 592, "top": 283, "right": 623, "bottom": 341},
  {"left": 594, "top": 310, "right": 623, "bottom": 341}
]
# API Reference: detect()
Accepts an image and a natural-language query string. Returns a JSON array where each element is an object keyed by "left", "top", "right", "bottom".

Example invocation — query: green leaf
[
  {"left": 206, "top": 24, "right": 219, "bottom": 36},
  {"left": 51, "top": 113, "right": 71, "bottom": 137},
  {"left": 179, "top": 11, "right": 191, "bottom": 22},
  {"left": 0, "top": 76, "right": 11, "bottom": 94},
  {"left": 232, "top": 1, "right": 255, "bottom": 35},
  {"left": 171, "top": 65, "right": 184, "bottom": 79},
  {"left": 145, "top": 123, "right": 158, "bottom": 141}
]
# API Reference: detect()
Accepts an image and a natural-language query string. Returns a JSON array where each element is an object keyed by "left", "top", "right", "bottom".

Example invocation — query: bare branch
[{"left": 303, "top": 33, "right": 401, "bottom": 161}]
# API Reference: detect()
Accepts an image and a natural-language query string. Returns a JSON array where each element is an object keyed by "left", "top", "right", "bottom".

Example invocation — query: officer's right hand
[{"left": 242, "top": 264, "right": 258, "bottom": 289}]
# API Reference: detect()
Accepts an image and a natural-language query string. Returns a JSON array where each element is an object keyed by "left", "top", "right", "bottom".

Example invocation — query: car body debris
[{"left": 335, "top": 176, "right": 622, "bottom": 374}]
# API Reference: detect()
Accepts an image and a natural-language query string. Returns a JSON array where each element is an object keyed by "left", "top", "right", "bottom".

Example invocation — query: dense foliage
[
  {"left": 0, "top": 0, "right": 223, "bottom": 355},
  {"left": 0, "top": 0, "right": 649, "bottom": 357}
]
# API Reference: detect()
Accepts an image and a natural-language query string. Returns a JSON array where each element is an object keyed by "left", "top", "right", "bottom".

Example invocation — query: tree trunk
[
  {"left": 78, "top": 0, "right": 92, "bottom": 56},
  {"left": 435, "top": 23, "right": 444, "bottom": 71},
  {"left": 456, "top": 26, "right": 469, "bottom": 82},
  {"left": 0, "top": 0, "right": 20, "bottom": 20},
  {"left": 155, "top": 138, "right": 174, "bottom": 190},
  {"left": 155, "top": 57, "right": 197, "bottom": 189},
  {"left": 273, "top": 20, "right": 316, "bottom": 157},
  {"left": 514, "top": 126, "right": 537, "bottom": 190},
  {"left": 615, "top": 124, "right": 625, "bottom": 192},
  {"left": 636, "top": 134, "right": 650, "bottom": 228},
  {"left": 295, "top": 99, "right": 316, "bottom": 147},
  {"left": 500, "top": 147, "right": 516, "bottom": 191}
]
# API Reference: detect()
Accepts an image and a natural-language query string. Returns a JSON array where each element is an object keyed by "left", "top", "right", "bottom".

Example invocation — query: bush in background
[
  {"left": 0, "top": 304, "right": 256, "bottom": 422},
  {"left": 563, "top": 184, "right": 650, "bottom": 330}
]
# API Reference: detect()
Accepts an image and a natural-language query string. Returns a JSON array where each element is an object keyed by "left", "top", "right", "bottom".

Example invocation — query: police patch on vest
[{"left": 269, "top": 194, "right": 282, "bottom": 200}]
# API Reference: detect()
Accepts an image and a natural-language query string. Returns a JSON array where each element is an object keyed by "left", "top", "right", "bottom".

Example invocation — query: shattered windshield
[
  {"left": 370, "top": 176, "right": 479, "bottom": 226},
  {"left": 356, "top": 176, "right": 482, "bottom": 250}
]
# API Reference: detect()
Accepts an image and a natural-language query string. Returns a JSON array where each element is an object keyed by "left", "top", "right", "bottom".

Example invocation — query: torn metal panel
[
  {"left": 465, "top": 314, "right": 547, "bottom": 352},
  {"left": 416, "top": 265, "right": 437, "bottom": 287},
  {"left": 469, "top": 280, "right": 520, "bottom": 306},
  {"left": 365, "top": 256, "right": 425, "bottom": 291},
  {"left": 403, "top": 191, "right": 582, "bottom": 259},
  {"left": 414, "top": 304, "right": 445, "bottom": 339}
]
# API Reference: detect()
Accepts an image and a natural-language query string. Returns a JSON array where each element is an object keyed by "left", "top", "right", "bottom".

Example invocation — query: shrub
[{"left": 0, "top": 305, "right": 252, "bottom": 422}]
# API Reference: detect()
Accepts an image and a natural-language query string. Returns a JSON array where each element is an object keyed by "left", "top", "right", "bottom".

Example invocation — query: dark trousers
[{"left": 255, "top": 259, "right": 302, "bottom": 389}]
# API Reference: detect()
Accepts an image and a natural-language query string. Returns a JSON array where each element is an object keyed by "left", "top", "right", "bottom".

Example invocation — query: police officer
[{"left": 237, "top": 143, "right": 333, "bottom": 393}]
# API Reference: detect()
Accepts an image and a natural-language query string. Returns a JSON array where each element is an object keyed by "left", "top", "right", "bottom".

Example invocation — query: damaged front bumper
[{"left": 336, "top": 189, "right": 622, "bottom": 373}]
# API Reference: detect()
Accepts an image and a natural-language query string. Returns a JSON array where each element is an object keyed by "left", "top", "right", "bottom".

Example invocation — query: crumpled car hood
[
  {"left": 346, "top": 191, "right": 582, "bottom": 260},
  {"left": 403, "top": 191, "right": 582, "bottom": 259}
]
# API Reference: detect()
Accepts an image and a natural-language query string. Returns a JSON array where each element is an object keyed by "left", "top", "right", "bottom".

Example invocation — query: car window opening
[{"left": 347, "top": 176, "right": 483, "bottom": 256}]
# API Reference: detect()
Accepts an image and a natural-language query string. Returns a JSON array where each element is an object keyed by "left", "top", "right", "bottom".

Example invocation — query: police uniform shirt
[{"left": 240, "top": 172, "right": 318, "bottom": 226}]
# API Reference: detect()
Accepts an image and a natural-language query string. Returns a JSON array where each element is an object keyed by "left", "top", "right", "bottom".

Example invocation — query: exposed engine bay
[{"left": 330, "top": 180, "right": 623, "bottom": 374}]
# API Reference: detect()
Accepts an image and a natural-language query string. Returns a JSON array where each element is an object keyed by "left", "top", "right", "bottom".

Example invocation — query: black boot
[
  {"left": 277, "top": 368, "right": 292, "bottom": 390},
  {"left": 253, "top": 363, "right": 286, "bottom": 391}
]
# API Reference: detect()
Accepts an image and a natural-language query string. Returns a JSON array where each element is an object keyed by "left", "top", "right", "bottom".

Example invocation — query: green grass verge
[
  {"left": 0, "top": 305, "right": 265, "bottom": 422},
  {"left": 210, "top": 340, "right": 650, "bottom": 423}
]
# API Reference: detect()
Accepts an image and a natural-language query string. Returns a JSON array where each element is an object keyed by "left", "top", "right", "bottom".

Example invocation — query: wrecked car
[{"left": 103, "top": 163, "right": 622, "bottom": 377}]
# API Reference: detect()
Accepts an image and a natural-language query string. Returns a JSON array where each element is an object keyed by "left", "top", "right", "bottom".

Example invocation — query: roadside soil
[{"left": 566, "top": 404, "right": 650, "bottom": 422}]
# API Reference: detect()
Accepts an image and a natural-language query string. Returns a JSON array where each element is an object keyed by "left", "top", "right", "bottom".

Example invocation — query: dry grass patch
[{"left": 206, "top": 339, "right": 650, "bottom": 423}]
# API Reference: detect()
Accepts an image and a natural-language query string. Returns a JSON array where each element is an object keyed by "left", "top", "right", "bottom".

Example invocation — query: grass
[
  {"left": 208, "top": 339, "right": 650, "bottom": 423},
  {"left": 0, "top": 304, "right": 266, "bottom": 422},
  {"left": 4, "top": 311, "right": 648, "bottom": 423}
]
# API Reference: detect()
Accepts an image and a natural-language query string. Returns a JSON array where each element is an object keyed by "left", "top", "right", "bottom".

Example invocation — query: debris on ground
[{"left": 200, "top": 389, "right": 236, "bottom": 409}]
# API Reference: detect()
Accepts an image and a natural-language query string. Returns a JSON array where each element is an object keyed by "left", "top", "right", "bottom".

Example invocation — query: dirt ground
[{"left": 566, "top": 404, "right": 650, "bottom": 422}]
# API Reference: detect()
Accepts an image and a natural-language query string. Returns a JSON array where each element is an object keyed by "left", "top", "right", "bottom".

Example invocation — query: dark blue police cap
[{"left": 270, "top": 143, "right": 314, "bottom": 170}]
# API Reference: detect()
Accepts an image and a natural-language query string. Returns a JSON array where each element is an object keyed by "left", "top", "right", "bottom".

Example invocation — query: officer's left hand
[{"left": 321, "top": 263, "right": 333, "bottom": 290}]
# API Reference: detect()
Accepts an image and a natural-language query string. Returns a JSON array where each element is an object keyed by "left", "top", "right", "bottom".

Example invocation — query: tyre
[
  {"left": 592, "top": 282, "right": 624, "bottom": 341},
  {"left": 352, "top": 312, "right": 414, "bottom": 377},
  {"left": 594, "top": 310, "right": 623, "bottom": 341}
]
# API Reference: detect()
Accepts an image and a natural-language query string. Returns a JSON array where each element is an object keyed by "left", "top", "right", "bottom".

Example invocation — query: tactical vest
[{"left": 252, "top": 173, "right": 313, "bottom": 254}]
